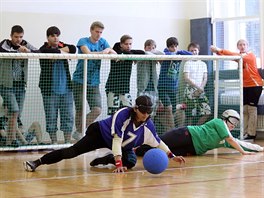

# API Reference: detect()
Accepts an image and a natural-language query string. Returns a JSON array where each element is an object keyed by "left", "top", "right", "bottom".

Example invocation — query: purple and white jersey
[{"left": 98, "top": 107, "right": 161, "bottom": 150}]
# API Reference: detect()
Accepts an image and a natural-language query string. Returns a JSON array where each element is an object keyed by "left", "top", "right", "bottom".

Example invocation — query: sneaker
[
  {"left": 72, "top": 131, "right": 82, "bottom": 141},
  {"left": 243, "top": 134, "right": 256, "bottom": 142},
  {"left": 23, "top": 161, "right": 37, "bottom": 172},
  {"left": 90, "top": 153, "right": 115, "bottom": 167}
]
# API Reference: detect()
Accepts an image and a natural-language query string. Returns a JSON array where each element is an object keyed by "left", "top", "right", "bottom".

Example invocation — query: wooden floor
[{"left": 0, "top": 141, "right": 264, "bottom": 198}]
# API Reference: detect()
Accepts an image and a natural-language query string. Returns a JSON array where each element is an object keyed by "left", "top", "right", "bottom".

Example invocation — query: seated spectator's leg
[
  {"left": 17, "top": 117, "right": 24, "bottom": 132},
  {"left": 1, "top": 87, "right": 20, "bottom": 145},
  {"left": 14, "top": 83, "right": 26, "bottom": 133},
  {"left": 6, "top": 112, "right": 19, "bottom": 146},
  {"left": 16, "top": 128, "right": 27, "bottom": 145},
  {"left": 26, "top": 121, "right": 42, "bottom": 144},
  {"left": 0, "top": 120, "right": 7, "bottom": 146}
]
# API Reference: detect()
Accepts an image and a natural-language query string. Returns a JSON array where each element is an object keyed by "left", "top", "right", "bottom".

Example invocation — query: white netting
[{"left": 0, "top": 53, "right": 245, "bottom": 151}]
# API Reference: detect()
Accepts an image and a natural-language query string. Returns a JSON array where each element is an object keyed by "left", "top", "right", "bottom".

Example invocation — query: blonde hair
[{"left": 90, "top": 21, "right": 104, "bottom": 30}]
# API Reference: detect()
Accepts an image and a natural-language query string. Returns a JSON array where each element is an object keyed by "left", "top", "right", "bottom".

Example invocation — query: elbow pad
[{"left": 112, "top": 134, "right": 122, "bottom": 156}]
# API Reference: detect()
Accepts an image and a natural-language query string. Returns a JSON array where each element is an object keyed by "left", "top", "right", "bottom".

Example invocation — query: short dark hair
[
  {"left": 46, "top": 26, "right": 61, "bottom": 37},
  {"left": 187, "top": 42, "right": 200, "bottom": 51},
  {"left": 11, "top": 25, "right": 24, "bottom": 35},
  {"left": 120, "top": 35, "right": 132, "bottom": 44},
  {"left": 166, "top": 37, "right": 178, "bottom": 48}
]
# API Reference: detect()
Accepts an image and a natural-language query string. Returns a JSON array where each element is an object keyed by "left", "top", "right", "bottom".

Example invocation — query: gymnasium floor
[{"left": 0, "top": 141, "right": 263, "bottom": 198}]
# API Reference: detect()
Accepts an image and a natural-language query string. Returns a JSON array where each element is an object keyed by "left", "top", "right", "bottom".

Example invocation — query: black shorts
[
  {"left": 160, "top": 127, "right": 196, "bottom": 156},
  {"left": 135, "top": 127, "right": 197, "bottom": 156},
  {"left": 243, "top": 86, "right": 262, "bottom": 106}
]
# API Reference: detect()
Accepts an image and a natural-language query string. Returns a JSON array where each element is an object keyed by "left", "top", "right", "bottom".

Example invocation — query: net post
[
  {"left": 81, "top": 59, "right": 88, "bottom": 136},
  {"left": 214, "top": 59, "right": 219, "bottom": 119},
  {"left": 238, "top": 57, "right": 244, "bottom": 140},
  {"left": 213, "top": 59, "right": 219, "bottom": 156}
]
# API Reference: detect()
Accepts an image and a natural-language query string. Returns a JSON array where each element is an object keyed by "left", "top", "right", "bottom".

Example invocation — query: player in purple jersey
[{"left": 23, "top": 95, "right": 185, "bottom": 173}]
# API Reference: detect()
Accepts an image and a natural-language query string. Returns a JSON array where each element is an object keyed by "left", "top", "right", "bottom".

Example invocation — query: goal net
[{"left": 0, "top": 53, "right": 244, "bottom": 151}]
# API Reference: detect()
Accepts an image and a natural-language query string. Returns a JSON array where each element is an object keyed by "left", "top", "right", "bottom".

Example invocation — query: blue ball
[{"left": 143, "top": 148, "right": 169, "bottom": 174}]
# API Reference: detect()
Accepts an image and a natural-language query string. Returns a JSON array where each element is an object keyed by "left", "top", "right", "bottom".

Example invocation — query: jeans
[{"left": 42, "top": 91, "right": 74, "bottom": 136}]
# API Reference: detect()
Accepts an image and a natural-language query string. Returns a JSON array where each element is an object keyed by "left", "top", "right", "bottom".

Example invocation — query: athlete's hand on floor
[
  {"left": 172, "top": 156, "right": 186, "bottom": 164},
  {"left": 113, "top": 166, "right": 128, "bottom": 173}
]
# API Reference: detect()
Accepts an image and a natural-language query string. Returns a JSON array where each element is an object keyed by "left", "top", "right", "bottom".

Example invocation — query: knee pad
[{"left": 122, "top": 150, "right": 137, "bottom": 169}]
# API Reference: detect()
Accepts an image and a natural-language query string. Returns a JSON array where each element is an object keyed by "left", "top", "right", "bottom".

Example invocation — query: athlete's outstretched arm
[{"left": 225, "top": 136, "right": 255, "bottom": 155}]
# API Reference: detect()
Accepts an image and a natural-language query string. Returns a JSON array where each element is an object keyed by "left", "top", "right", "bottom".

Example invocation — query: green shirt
[{"left": 187, "top": 118, "right": 230, "bottom": 155}]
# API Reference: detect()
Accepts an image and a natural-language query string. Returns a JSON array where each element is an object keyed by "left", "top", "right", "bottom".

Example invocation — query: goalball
[{"left": 142, "top": 148, "right": 169, "bottom": 174}]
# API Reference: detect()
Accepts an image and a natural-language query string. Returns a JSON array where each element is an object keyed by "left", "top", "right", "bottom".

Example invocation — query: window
[{"left": 211, "top": 0, "right": 260, "bottom": 69}]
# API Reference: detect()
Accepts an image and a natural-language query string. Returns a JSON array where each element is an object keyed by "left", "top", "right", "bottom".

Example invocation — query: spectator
[
  {"left": 72, "top": 21, "right": 116, "bottom": 141},
  {"left": 137, "top": 39, "right": 163, "bottom": 116},
  {"left": 157, "top": 37, "right": 192, "bottom": 132},
  {"left": 105, "top": 34, "right": 144, "bottom": 115},
  {"left": 0, "top": 25, "right": 38, "bottom": 147},
  {"left": 39, "top": 26, "right": 76, "bottom": 144},
  {"left": 183, "top": 42, "right": 211, "bottom": 125},
  {"left": 211, "top": 39, "right": 263, "bottom": 141}
]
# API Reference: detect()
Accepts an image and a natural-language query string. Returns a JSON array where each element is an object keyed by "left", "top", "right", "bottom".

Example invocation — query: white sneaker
[
  {"left": 23, "top": 161, "right": 36, "bottom": 172},
  {"left": 72, "top": 131, "right": 82, "bottom": 141}
]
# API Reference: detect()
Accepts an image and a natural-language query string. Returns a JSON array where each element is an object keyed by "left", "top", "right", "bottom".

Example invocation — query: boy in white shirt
[{"left": 183, "top": 42, "right": 211, "bottom": 125}]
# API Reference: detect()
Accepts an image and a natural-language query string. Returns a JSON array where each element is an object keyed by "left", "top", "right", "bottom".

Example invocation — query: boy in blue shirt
[
  {"left": 157, "top": 37, "right": 192, "bottom": 132},
  {"left": 72, "top": 21, "right": 116, "bottom": 141}
]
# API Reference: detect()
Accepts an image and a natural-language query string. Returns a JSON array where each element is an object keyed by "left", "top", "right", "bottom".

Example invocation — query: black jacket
[
  {"left": 105, "top": 42, "right": 144, "bottom": 94},
  {"left": 39, "top": 42, "right": 76, "bottom": 95}
]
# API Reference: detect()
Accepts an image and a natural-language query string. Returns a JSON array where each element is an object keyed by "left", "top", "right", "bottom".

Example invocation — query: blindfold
[{"left": 136, "top": 105, "right": 153, "bottom": 114}]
